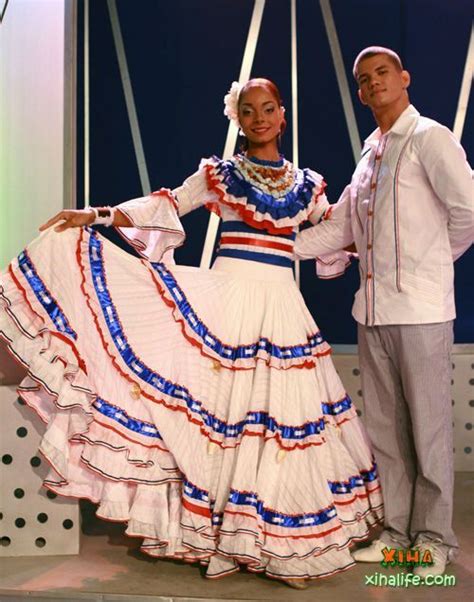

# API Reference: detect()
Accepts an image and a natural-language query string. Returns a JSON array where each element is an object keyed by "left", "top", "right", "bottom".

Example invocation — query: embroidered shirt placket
[
  {"left": 392, "top": 136, "right": 413, "bottom": 293},
  {"left": 365, "top": 135, "right": 388, "bottom": 326}
]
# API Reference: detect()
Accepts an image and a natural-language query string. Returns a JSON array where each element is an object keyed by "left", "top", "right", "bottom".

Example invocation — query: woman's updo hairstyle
[{"left": 237, "top": 78, "right": 287, "bottom": 151}]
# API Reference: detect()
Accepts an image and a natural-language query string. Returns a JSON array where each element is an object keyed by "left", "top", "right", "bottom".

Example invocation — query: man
[{"left": 294, "top": 46, "right": 473, "bottom": 576}]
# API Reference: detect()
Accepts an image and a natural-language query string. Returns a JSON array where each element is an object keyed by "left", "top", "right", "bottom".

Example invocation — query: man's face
[{"left": 356, "top": 54, "right": 410, "bottom": 111}]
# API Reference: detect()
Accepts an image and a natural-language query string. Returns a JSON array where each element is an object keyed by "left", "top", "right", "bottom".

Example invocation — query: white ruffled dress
[{"left": 0, "top": 155, "right": 383, "bottom": 581}]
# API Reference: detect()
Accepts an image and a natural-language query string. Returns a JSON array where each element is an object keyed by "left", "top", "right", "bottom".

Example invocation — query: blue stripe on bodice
[{"left": 216, "top": 220, "right": 295, "bottom": 268}]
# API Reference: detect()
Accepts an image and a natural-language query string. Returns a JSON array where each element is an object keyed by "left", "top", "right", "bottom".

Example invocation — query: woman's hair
[{"left": 237, "top": 78, "right": 286, "bottom": 151}]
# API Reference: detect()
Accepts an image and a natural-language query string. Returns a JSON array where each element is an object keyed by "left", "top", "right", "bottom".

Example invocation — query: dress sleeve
[
  {"left": 299, "top": 185, "right": 355, "bottom": 279},
  {"left": 115, "top": 166, "right": 219, "bottom": 262}
]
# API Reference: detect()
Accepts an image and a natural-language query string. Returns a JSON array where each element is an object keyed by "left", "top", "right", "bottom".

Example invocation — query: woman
[{"left": 0, "top": 78, "right": 382, "bottom": 587}]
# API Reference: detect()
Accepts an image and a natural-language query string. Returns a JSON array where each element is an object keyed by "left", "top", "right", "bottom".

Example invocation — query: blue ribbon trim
[
  {"left": 328, "top": 464, "right": 379, "bottom": 494},
  {"left": 184, "top": 480, "right": 212, "bottom": 504},
  {"left": 227, "top": 489, "right": 338, "bottom": 528},
  {"left": 87, "top": 230, "right": 349, "bottom": 442},
  {"left": 211, "top": 156, "right": 322, "bottom": 223},
  {"left": 17, "top": 250, "right": 77, "bottom": 339},
  {"left": 184, "top": 465, "right": 378, "bottom": 529},
  {"left": 93, "top": 397, "right": 162, "bottom": 439},
  {"left": 216, "top": 248, "right": 293, "bottom": 268},
  {"left": 184, "top": 480, "right": 339, "bottom": 529},
  {"left": 321, "top": 397, "right": 353, "bottom": 417},
  {"left": 150, "top": 261, "right": 325, "bottom": 361}
]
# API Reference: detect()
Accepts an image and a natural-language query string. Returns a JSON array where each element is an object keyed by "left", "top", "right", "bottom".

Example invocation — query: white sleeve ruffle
[
  {"left": 115, "top": 167, "right": 218, "bottom": 262},
  {"left": 116, "top": 188, "right": 185, "bottom": 263}
]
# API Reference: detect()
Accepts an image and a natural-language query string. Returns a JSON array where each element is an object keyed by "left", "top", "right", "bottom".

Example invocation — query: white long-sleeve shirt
[{"left": 294, "top": 105, "right": 474, "bottom": 326}]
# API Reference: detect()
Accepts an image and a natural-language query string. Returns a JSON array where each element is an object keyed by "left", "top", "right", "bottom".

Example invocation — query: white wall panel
[
  {"left": 0, "top": 0, "right": 74, "bottom": 268},
  {"left": 0, "top": 386, "right": 80, "bottom": 557}
]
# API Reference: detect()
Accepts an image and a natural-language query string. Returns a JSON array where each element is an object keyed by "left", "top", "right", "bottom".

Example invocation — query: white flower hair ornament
[{"left": 223, "top": 81, "right": 243, "bottom": 128}]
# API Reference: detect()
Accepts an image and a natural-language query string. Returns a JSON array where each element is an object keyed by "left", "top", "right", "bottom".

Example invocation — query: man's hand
[{"left": 39, "top": 209, "right": 95, "bottom": 232}]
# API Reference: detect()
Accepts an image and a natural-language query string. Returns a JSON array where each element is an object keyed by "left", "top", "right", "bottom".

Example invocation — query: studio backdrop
[{"left": 78, "top": 0, "right": 473, "bottom": 344}]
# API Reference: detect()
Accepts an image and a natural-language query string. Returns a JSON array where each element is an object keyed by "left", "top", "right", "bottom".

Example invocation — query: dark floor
[{"left": 0, "top": 473, "right": 473, "bottom": 602}]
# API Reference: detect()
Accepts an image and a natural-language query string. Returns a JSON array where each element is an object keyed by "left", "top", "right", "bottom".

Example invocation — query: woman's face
[{"left": 238, "top": 85, "right": 284, "bottom": 148}]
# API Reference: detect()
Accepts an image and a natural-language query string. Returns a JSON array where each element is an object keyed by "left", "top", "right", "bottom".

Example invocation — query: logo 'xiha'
[{"left": 381, "top": 547, "right": 433, "bottom": 567}]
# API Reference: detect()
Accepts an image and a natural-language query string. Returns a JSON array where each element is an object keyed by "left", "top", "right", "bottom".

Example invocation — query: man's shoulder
[
  {"left": 413, "top": 115, "right": 452, "bottom": 139},
  {"left": 411, "top": 116, "right": 455, "bottom": 152}
]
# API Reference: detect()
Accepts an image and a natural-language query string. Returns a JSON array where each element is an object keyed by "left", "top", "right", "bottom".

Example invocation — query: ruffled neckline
[
  {"left": 201, "top": 155, "right": 326, "bottom": 235},
  {"left": 245, "top": 154, "right": 285, "bottom": 168}
]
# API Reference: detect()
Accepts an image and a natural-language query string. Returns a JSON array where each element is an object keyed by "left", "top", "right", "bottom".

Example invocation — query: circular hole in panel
[
  {"left": 37, "top": 513, "right": 48, "bottom": 524},
  {"left": 35, "top": 537, "right": 46, "bottom": 548},
  {"left": 466, "top": 423, "right": 473, "bottom": 430},
  {"left": 30, "top": 456, "right": 41, "bottom": 468},
  {"left": 16, "top": 427, "right": 28, "bottom": 438},
  {"left": 357, "top": 390, "right": 363, "bottom": 397},
  {"left": 452, "top": 400, "right": 455, "bottom": 406},
  {"left": 356, "top": 409, "right": 362, "bottom": 417},
  {"left": 15, "top": 517, "right": 26, "bottom": 528},
  {"left": 2, "top": 455, "right": 12, "bottom": 465},
  {"left": 469, "top": 400, "right": 474, "bottom": 408},
  {"left": 470, "top": 379, "right": 474, "bottom": 386},
  {"left": 1, "top": 537, "right": 11, "bottom": 546},
  {"left": 17, "top": 397, "right": 26, "bottom": 406},
  {"left": 352, "top": 368, "right": 360, "bottom": 376},
  {"left": 14, "top": 488, "right": 25, "bottom": 499},
  {"left": 0, "top": 512, "right": 3, "bottom": 520},
  {"left": 46, "top": 490, "right": 57, "bottom": 500},
  {"left": 464, "top": 447, "right": 472, "bottom": 454},
  {"left": 63, "top": 519, "right": 74, "bottom": 530}
]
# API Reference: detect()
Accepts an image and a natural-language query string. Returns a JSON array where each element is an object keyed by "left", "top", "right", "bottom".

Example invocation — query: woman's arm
[
  {"left": 40, "top": 157, "right": 218, "bottom": 234},
  {"left": 39, "top": 207, "right": 132, "bottom": 232}
]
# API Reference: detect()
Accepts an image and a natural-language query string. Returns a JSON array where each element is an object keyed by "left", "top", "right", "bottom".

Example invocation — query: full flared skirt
[{"left": 0, "top": 227, "right": 383, "bottom": 580}]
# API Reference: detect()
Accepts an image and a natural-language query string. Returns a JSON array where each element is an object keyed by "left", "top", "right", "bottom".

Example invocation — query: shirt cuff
[{"left": 315, "top": 250, "right": 355, "bottom": 279}]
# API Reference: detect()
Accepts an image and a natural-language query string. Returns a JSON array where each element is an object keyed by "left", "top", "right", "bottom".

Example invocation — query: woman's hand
[{"left": 39, "top": 209, "right": 95, "bottom": 232}]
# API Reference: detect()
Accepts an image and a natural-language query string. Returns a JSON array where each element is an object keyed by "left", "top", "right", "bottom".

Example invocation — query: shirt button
[
  {"left": 368, "top": 210, "right": 374, "bottom": 216},
  {"left": 370, "top": 182, "right": 376, "bottom": 190},
  {"left": 367, "top": 273, "right": 373, "bottom": 279},
  {"left": 367, "top": 244, "right": 373, "bottom": 250},
  {"left": 375, "top": 154, "right": 382, "bottom": 160}
]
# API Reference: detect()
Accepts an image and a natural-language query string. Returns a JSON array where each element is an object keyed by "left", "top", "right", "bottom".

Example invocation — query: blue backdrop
[{"left": 77, "top": 0, "right": 473, "bottom": 343}]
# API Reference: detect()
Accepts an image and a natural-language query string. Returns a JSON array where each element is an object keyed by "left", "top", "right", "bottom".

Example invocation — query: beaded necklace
[{"left": 233, "top": 154, "right": 296, "bottom": 199}]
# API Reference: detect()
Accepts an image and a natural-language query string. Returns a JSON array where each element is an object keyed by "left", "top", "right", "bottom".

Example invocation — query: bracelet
[{"left": 90, "top": 206, "right": 115, "bottom": 227}]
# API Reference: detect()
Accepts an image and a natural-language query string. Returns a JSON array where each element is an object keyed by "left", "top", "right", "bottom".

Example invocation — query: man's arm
[
  {"left": 294, "top": 185, "right": 354, "bottom": 259},
  {"left": 420, "top": 126, "right": 474, "bottom": 261}
]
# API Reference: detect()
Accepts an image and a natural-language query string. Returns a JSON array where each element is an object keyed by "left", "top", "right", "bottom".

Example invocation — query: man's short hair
[{"left": 353, "top": 46, "right": 404, "bottom": 79}]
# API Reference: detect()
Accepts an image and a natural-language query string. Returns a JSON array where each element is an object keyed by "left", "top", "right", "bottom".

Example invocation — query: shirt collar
[{"left": 361, "top": 104, "right": 420, "bottom": 154}]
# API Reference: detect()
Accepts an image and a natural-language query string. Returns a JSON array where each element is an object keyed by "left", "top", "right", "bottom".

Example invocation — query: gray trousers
[{"left": 358, "top": 322, "right": 457, "bottom": 550}]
